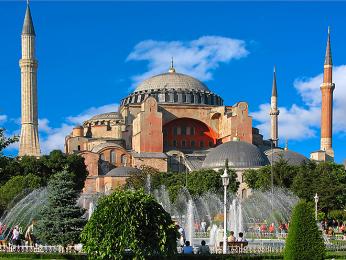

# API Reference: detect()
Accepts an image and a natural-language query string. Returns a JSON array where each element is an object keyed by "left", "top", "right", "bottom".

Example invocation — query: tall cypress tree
[
  {"left": 284, "top": 200, "right": 325, "bottom": 259},
  {"left": 36, "top": 170, "right": 86, "bottom": 246}
]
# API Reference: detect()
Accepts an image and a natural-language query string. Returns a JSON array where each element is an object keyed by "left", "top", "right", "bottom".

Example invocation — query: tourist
[
  {"left": 236, "top": 232, "right": 247, "bottom": 242},
  {"left": 269, "top": 223, "right": 275, "bottom": 233},
  {"left": 227, "top": 231, "right": 236, "bottom": 242},
  {"left": 201, "top": 220, "right": 207, "bottom": 232},
  {"left": 182, "top": 240, "right": 194, "bottom": 254},
  {"left": 178, "top": 225, "right": 186, "bottom": 246},
  {"left": 0, "top": 223, "right": 5, "bottom": 241},
  {"left": 25, "top": 219, "right": 36, "bottom": 246},
  {"left": 260, "top": 223, "right": 267, "bottom": 233},
  {"left": 197, "top": 240, "right": 210, "bottom": 255},
  {"left": 11, "top": 225, "right": 20, "bottom": 246}
]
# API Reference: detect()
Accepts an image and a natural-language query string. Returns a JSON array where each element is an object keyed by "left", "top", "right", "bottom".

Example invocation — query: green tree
[
  {"left": 0, "top": 128, "right": 18, "bottom": 154},
  {"left": 125, "top": 165, "right": 161, "bottom": 190},
  {"left": 284, "top": 200, "right": 325, "bottom": 259},
  {"left": 36, "top": 170, "right": 86, "bottom": 246},
  {"left": 0, "top": 173, "right": 41, "bottom": 213},
  {"left": 81, "top": 189, "right": 178, "bottom": 259}
]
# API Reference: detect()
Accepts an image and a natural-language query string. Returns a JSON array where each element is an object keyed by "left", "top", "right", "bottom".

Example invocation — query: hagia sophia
[{"left": 18, "top": 3, "right": 336, "bottom": 198}]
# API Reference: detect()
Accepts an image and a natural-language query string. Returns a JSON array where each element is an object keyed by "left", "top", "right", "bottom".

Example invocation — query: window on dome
[
  {"left": 173, "top": 127, "right": 178, "bottom": 136},
  {"left": 186, "top": 126, "right": 190, "bottom": 135},
  {"left": 200, "top": 141, "right": 204, "bottom": 148},
  {"left": 177, "top": 127, "right": 181, "bottom": 135},
  {"left": 182, "top": 94, "right": 186, "bottom": 103},
  {"left": 191, "top": 95, "right": 195, "bottom": 103},
  {"left": 173, "top": 140, "right": 177, "bottom": 147},
  {"left": 191, "top": 127, "right": 195, "bottom": 135}
]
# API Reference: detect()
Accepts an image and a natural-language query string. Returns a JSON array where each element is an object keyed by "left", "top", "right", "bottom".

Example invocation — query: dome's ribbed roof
[
  {"left": 135, "top": 72, "right": 210, "bottom": 92},
  {"left": 90, "top": 112, "right": 122, "bottom": 121},
  {"left": 202, "top": 141, "right": 269, "bottom": 169},
  {"left": 106, "top": 167, "right": 140, "bottom": 177},
  {"left": 265, "top": 148, "right": 308, "bottom": 166}
]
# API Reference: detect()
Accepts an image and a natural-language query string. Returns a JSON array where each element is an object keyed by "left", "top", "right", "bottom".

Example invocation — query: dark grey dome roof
[
  {"left": 202, "top": 141, "right": 269, "bottom": 169},
  {"left": 106, "top": 167, "right": 140, "bottom": 177},
  {"left": 265, "top": 148, "right": 308, "bottom": 166},
  {"left": 90, "top": 112, "right": 122, "bottom": 121},
  {"left": 135, "top": 72, "right": 210, "bottom": 92}
]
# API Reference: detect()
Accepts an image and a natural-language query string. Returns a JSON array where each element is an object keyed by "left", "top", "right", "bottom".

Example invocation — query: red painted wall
[{"left": 163, "top": 118, "right": 217, "bottom": 151}]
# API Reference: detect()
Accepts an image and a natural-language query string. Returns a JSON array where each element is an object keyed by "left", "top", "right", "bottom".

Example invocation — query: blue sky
[{"left": 0, "top": 1, "right": 345, "bottom": 163}]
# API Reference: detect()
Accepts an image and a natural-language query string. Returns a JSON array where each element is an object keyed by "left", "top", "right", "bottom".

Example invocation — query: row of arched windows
[{"left": 99, "top": 150, "right": 127, "bottom": 166}]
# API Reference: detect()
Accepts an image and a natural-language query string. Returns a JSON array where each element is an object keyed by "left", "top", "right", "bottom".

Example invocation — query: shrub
[
  {"left": 284, "top": 200, "right": 325, "bottom": 259},
  {"left": 81, "top": 189, "right": 178, "bottom": 259}
]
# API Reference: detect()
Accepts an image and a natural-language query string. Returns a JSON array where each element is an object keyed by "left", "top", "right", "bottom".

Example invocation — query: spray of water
[{"left": 0, "top": 188, "right": 48, "bottom": 240}]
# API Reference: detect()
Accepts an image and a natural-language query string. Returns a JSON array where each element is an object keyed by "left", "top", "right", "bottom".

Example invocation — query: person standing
[{"left": 12, "top": 226, "right": 20, "bottom": 246}]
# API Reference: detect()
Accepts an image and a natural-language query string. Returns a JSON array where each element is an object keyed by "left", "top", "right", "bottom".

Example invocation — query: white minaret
[
  {"left": 19, "top": 2, "right": 40, "bottom": 157},
  {"left": 270, "top": 66, "right": 279, "bottom": 147}
]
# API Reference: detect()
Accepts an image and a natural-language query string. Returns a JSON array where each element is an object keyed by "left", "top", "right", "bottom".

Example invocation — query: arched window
[
  {"left": 121, "top": 154, "right": 127, "bottom": 166},
  {"left": 110, "top": 150, "right": 116, "bottom": 164}
]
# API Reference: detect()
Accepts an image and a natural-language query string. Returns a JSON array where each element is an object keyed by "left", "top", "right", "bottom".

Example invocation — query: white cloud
[
  {"left": 67, "top": 104, "right": 118, "bottom": 125},
  {"left": 5, "top": 103, "right": 118, "bottom": 155},
  {"left": 127, "top": 36, "right": 249, "bottom": 87},
  {"left": 0, "top": 115, "right": 7, "bottom": 124},
  {"left": 252, "top": 65, "right": 346, "bottom": 142}
]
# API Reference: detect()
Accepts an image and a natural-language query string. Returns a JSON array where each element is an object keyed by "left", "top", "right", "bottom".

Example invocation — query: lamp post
[
  {"left": 314, "top": 193, "right": 319, "bottom": 221},
  {"left": 221, "top": 167, "right": 230, "bottom": 254}
]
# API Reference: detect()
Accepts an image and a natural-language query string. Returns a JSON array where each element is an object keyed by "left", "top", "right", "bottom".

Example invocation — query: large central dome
[
  {"left": 121, "top": 64, "right": 223, "bottom": 106},
  {"left": 135, "top": 72, "right": 210, "bottom": 92}
]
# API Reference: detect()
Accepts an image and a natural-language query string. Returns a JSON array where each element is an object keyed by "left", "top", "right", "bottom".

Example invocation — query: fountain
[
  {"left": 150, "top": 184, "right": 298, "bottom": 247},
  {"left": 0, "top": 188, "right": 48, "bottom": 240}
]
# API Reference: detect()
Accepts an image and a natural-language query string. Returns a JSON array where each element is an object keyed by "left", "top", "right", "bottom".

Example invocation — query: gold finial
[
  {"left": 328, "top": 26, "right": 330, "bottom": 35},
  {"left": 27, "top": 0, "right": 29, "bottom": 5},
  {"left": 284, "top": 139, "right": 288, "bottom": 151},
  {"left": 168, "top": 57, "right": 176, "bottom": 73}
]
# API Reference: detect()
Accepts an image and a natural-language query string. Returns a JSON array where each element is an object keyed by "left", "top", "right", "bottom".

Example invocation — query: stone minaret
[
  {"left": 320, "top": 27, "right": 334, "bottom": 158},
  {"left": 270, "top": 66, "right": 279, "bottom": 147},
  {"left": 18, "top": 2, "right": 40, "bottom": 157}
]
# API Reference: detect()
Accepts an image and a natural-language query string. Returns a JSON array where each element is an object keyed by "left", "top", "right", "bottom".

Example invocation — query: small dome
[
  {"left": 135, "top": 72, "right": 210, "bottom": 92},
  {"left": 265, "top": 148, "right": 308, "bottom": 166},
  {"left": 106, "top": 167, "right": 140, "bottom": 177},
  {"left": 202, "top": 141, "right": 269, "bottom": 169},
  {"left": 90, "top": 112, "right": 122, "bottom": 121}
]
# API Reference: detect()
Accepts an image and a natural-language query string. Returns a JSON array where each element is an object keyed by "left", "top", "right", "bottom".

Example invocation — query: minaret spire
[
  {"left": 320, "top": 26, "right": 335, "bottom": 159},
  {"left": 19, "top": 2, "right": 40, "bottom": 157},
  {"left": 22, "top": 1, "right": 35, "bottom": 36},
  {"left": 324, "top": 26, "right": 332, "bottom": 65},
  {"left": 270, "top": 66, "right": 279, "bottom": 147}
]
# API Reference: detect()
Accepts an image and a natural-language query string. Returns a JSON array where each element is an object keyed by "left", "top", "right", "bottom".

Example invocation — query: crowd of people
[
  {"left": 0, "top": 220, "right": 37, "bottom": 247},
  {"left": 321, "top": 219, "right": 346, "bottom": 238}
]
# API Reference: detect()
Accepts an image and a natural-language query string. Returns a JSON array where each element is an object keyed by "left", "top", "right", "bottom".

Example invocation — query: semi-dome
[
  {"left": 202, "top": 140, "right": 270, "bottom": 169},
  {"left": 265, "top": 148, "right": 308, "bottom": 166},
  {"left": 121, "top": 65, "right": 223, "bottom": 106},
  {"left": 135, "top": 72, "right": 210, "bottom": 92},
  {"left": 106, "top": 166, "right": 140, "bottom": 177}
]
